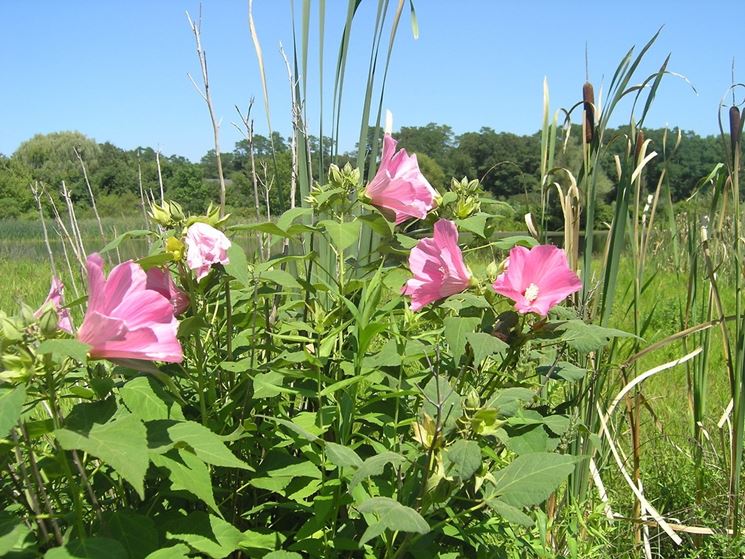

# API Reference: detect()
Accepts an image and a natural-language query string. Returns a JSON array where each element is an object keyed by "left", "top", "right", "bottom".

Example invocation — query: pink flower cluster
[
  {"left": 401, "top": 220, "right": 581, "bottom": 316},
  {"left": 37, "top": 221, "right": 234, "bottom": 366}
]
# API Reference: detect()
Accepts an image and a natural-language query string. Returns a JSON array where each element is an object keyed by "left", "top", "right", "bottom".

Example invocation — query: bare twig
[
  {"left": 187, "top": 8, "right": 227, "bottom": 216},
  {"left": 30, "top": 182, "right": 57, "bottom": 279}
]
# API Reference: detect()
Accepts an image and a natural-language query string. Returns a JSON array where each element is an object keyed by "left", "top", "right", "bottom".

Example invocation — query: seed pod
[
  {"left": 729, "top": 105, "right": 741, "bottom": 155},
  {"left": 583, "top": 81, "right": 595, "bottom": 144}
]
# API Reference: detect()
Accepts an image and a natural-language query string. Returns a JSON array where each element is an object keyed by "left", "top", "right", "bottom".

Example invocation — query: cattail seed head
[
  {"left": 729, "top": 105, "right": 741, "bottom": 154},
  {"left": 635, "top": 129, "right": 645, "bottom": 162},
  {"left": 583, "top": 81, "right": 595, "bottom": 144}
]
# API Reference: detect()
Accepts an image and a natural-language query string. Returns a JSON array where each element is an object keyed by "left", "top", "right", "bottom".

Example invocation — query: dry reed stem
[
  {"left": 187, "top": 8, "right": 227, "bottom": 216},
  {"left": 73, "top": 146, "right": 105, "bottom": 242}
]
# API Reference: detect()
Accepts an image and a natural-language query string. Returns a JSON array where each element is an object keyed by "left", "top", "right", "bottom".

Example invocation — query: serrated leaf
[
  {"left": 168, "top": 421, "right": 250, "bottom": 470},
  {"left": 120, "top": 376, "right": 184, "bottom": 421},
  {"left": 325, "top": 442, "right": 363, "bottom": 469},
  {"left": 491, "top": 453, "right": 577, "bottom": 507},
  {"left": 45, "top": 537, "right": 128, "bottom": 559},
  {"left": 422, "top": 376, "right": 462, "bottom": 434},
  {"left": 56, "top": 413, "right": 148, "bottom": 498},
  {"left": 151, "top": 449, "right": 220, "bottom": 513},
  {"left": 466, "top": 332, "right": 507, "bottom": 365},
  {"left": 350, "top": 451, "right": 406, "bottom": 489},
  {"left": 443, "top": 440, "right": 481, "bottom": 480},
  {"left": 0, "top": 385, "right": 25, "bottom": 436},
  {"left": 443, "top": 316, "right": 480, "bottom": 363},
  {"left": 37, "top": 339, "right": 90, "bottom": 363}
]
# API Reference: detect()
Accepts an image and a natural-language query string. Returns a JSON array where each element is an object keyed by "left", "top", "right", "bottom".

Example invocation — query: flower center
[{"left": 524, "top": 283, "right": 540, "bottom": 303}]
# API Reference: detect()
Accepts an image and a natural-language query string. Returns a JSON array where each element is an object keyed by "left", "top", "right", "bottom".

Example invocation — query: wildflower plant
[{"left": 0, "top": 141, "right": 633, "bottom": 557}]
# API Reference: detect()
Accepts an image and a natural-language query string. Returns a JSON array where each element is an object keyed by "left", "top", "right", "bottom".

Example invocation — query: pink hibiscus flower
[
  {"left": 402, "top": 219, "right": 472, "bottom": 311},
  {"left": 77, "top": 253, "right": 183, "bottom": 362},
  {"left": 185, "top": 222, "right": 231, "bottom": 281},
  {"left": 365, "top": 134, "right": 437, "bottom": 225},
  {"left": 492, "top": 245, "right": 581, "bottom": 316}
]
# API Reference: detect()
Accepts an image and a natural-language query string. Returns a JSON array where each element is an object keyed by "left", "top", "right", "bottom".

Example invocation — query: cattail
[
  {"left": 635, "top": 129, "right": 645, "bottom": 163},
  {"left": 583, "top": 81, "right": 595, "bottom": 144},
  {"left": 729, "top": 105, "right": 741, "bottom": 156}
]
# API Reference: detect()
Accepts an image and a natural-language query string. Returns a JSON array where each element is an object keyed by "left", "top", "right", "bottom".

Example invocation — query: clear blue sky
[{"left": 1, "top": 1, "right": 742, "bottom": 161}]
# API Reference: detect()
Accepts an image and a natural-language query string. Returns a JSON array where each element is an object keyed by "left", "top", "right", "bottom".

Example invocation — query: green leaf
[
  {"left": 37, "top": 339, "right": 90, "bottom": 363},
  {"left": 259, "top": 270, "right": 302, "bottom": 290},
  {"left": 499, "top": 425, "right": 552, "bottom": 455},
  {"left": 357, "top": 213, "right": 394, "bottom": 237},
  {"left": 357, "top": 497, "right": 429, "bottom": 544},
  {"left": 166, "top": 512, "right": 243, "bottom": 559},
  {"left": 0, "top": 385, "right": 25, "bottom": 436},
  {"left": 120, "top": 376, "right": 184, "bottom": 421},
  {"left": 263, "top": 552, "right": 303, "bottom": 559},
  {"left": 252, "top": 371, "right": 285, "bottom": 399},
  {"left": 319, "top": 219, "right": 361, "bottom": 252},
  {"left": 137, "top": 253, "right": 173, "bottom": 269},
  {"left": 100, "top": 230, "right": 152, "bottom": 254},
  {"left": 350, "top": 451, "right": 406, "bottom": 489},
  {"left": 0, "top": 512, "right": 30, "bottom": 556},
  {"left": 440, "top": 292, "right": 491, "bottom": 311},
  {"left": 548, "top": 320, "right": 635, "bottom": 353},
  {"left": 56, "top": 413, "right": 148, "bottom": 498},
  {"left": 144, "top": 544, "right": 191, "bottom": 559},
  {"left": 486, "top": 499, "right": 534, "bottom": 527},
  {"left": 224, "top": 244, "right": 250, "bottom": 286},
  {"left": 325, "top": 442, "right": 363, "bottom": 469},
  {"left": 422, "top": 376, "right": 462, "bottom": 434},
  {"left": 361, "top": 338, "right": 401, "bottom": 369},
  {"left": 276, "top": 207, "right": 313, "bottom": 231},
  {"left": 465, "top": 332, "right": 507, "bottom": 366},
  {"left": 537, "top": 361, "right": 587, "bottom": 381},
  {"left": 151, "top": 449, "right": 220, "bottom": 514},
  {"left": 103, "top": 510, "right": 159, "bottom": 559},
  {"left": 168, "top": 421, "right": 250, "bottom": 470},
  {"left": 45, "top": 538, "right": 128, "bottom": 559},
  {"left": 487, "top": 388, "right": 535, "bottom": 417},
  {"left": 443, "top": 316, "right": 480, "bottom": 363},
  {"left": 491, "top": 453, "right": 577, "bottom": 507},
  {"left": 443, "top": 440, "right": 481, "bottom": 480},
  {"left": 492, "top": 235, "right": 538, "bottom": 250},
  {"left": 456, "top": 214, "right": 488, "bottom": 238}
]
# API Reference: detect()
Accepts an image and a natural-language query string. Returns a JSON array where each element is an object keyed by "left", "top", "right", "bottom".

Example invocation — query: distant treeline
[{"left": 0, "top": 124, "right": 733, "bottom": 221}]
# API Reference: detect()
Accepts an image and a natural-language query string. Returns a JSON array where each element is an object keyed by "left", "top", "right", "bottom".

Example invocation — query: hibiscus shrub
[{"left": 0, "top": 139, "right": 628, "bottom": 558}]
